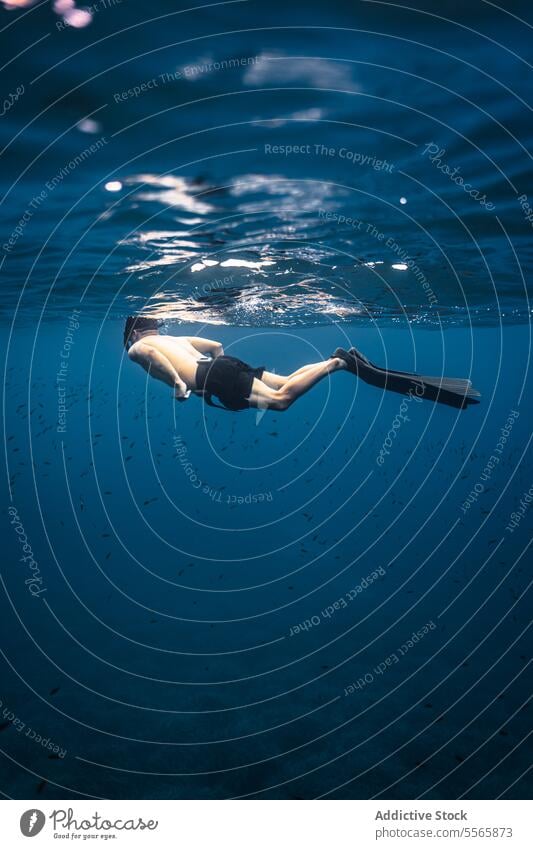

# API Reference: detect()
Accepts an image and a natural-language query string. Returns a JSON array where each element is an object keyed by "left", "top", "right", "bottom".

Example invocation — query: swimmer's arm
[
  {"left": 186, "top": 337, "right": 224, "bottom": 358},
  {"left": 128, "top": 341, "right": 190, "bottom": 398}
]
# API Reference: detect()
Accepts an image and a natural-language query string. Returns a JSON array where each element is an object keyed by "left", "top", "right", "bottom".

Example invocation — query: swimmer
[{"left": 124, "top": 316, "right": 480, "bottom": 411}]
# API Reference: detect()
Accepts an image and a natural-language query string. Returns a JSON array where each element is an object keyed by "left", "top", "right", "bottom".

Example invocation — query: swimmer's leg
[
  {"left": 248, "top": 358, "right": 346, "bottom": 411},
  {"left": 260, "top": 363, "right": 324, "bottom": 389}
]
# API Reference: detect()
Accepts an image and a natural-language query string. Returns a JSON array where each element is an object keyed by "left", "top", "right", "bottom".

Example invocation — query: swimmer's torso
[{"left": 133, "top": 335, "right": 204, "bottom": 387}]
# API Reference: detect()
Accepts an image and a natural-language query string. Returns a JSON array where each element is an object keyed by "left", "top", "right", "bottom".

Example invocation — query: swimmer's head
[{"left": 123, "top": 315, "right": 161, "bottom": 348}]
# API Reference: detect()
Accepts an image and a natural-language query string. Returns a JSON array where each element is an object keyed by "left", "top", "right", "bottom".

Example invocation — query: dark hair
[{"left": 123, "top": 315, "right": 160, "bottom": 348}]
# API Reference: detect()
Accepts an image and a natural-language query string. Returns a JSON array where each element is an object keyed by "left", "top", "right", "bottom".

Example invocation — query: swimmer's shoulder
[
  {"left": 130, "top": 335, "right": 192, "bottom": 355},
  {"left": 127, "top": 334, "right": 163, "bottom": 359}
]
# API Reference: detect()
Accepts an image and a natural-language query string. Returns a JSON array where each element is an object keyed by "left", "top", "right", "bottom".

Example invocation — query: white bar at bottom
[{"left": 1, "top": 799, "right": 530, "bottom": 848}]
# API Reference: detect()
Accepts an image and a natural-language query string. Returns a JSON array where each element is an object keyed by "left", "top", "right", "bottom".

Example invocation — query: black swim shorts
[{"left": 195, "top": 355, "right": 265, "bottom": 410}]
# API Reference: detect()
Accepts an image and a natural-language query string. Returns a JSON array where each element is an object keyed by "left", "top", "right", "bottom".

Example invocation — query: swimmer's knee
[{"left": 271, "top": 390, "right": 292, "bottom": 411}]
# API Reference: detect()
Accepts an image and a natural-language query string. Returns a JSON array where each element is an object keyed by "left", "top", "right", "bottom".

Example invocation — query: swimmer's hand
[{"left": 175, "top": 382, "right": 191, "bottom": 401}]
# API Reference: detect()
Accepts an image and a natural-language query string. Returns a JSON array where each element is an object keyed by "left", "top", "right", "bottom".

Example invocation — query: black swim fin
[{"left": 333, "top": 347, "right": 481, "bottom": 409}]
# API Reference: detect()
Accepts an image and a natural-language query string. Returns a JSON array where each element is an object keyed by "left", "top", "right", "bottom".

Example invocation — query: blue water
[{"left": 1, "top": 0, "right": 532, "bottom": 799}]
